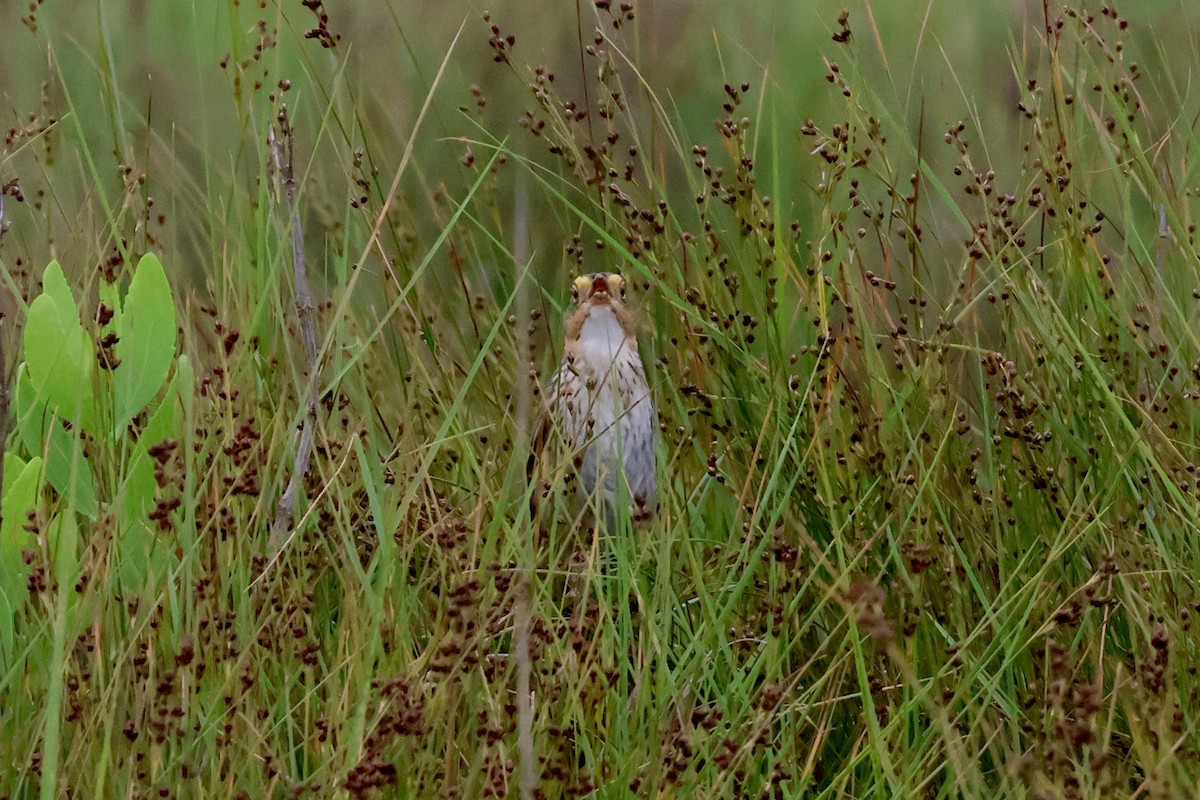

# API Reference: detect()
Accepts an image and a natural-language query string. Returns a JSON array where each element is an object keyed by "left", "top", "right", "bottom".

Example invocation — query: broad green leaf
[
  {"left": 117, "top": 363, "right": 184, "bottom": 591},
  {"left": 14, "top": 363, "right": 98, "bottom": 520},
  {"left": 119, "top": 447, "right": 157, "bottom": 547},
  {"left": 118, "top": 347, "right": 183, "bottom": 535},
  {"left": 13, "top": 364, "right": 47, "bottom": 458},
  {"left": 24, "top": 261, "right": 95, "bottom": 432},
  {"left": 48, "top": 513, "right": 79, "bottom": 595},
  {"left": 44, "top": 422, "right": 98, "bottom": 520},
  {"left": 0, "top": 454, "right": 41, "bottom": 612},
  {"left": 114, "top": 253, "right": 176, "bottom": 431},
  {"left": 116, "top": 473, "right": 156, "bottom": 592},
  {"left": 139, "top": 363, "right": 183, "bottom": 448},
  {"left": 0, "top": 590, "right": 13, "bottom": 672}
]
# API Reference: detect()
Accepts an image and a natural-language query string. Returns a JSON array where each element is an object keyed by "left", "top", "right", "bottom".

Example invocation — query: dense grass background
[{"left": 3, "top": 1, "right": 1200, "bottom": 797}]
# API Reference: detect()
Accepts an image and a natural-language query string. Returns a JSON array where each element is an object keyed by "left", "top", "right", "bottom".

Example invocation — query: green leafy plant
[{"left": 2, "top": 253, "right": 185, "bottom": 603}]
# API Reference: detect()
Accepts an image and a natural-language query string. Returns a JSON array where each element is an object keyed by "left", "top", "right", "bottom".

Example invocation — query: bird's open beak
[{"left": 587, "top": 275, "right": 611, "bottom": 298}]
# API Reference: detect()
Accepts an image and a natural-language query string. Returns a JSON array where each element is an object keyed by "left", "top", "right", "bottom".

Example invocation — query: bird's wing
[{"left": 527, "top": 361, "right": 568, "bottom": 518}]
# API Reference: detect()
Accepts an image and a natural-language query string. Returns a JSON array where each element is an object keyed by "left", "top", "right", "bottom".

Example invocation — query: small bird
[{"left": 536, "top": 272, "right": 656, "bottom": 523}]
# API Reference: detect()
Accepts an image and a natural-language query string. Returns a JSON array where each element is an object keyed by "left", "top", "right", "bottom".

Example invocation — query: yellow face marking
[{"left": 571, "top": 272, "right": 626, "bottom": 303}]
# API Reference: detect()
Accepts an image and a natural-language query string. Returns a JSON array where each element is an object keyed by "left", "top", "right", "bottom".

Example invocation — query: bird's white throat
[{"left": 576, "top": 304, "right": 629, "bottom": 364}]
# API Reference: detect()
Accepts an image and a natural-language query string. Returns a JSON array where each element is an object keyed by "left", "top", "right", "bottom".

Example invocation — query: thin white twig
[
  {"left": 268, "top": 110, "right": 321, "bottom": 551},
  {"left": 512, "top": 173, "right": 537, "bottom": 800}
]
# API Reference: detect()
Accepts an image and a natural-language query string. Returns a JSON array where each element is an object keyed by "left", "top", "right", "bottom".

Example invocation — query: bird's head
[
  {"left": 571, "top": 272, "right": 626, "bottom": 306},
  {"left": 565, "top": 272, "right": 636, "bottom": 342}
]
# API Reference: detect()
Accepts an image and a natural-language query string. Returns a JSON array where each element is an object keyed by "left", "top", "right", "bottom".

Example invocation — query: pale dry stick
[
  {"left": 513, "top": 577, "right": 535, "bottom": 800},
  {"left": 510, "top": 173, "right": 537, "bottom": 800},
  {"left": 1148, "top": 198, "right": 1169, "bottom": 339},
  {"left": 0, "top": 319, "right": 7, "bottom": 530},
  {"left": 270, "top": 22, "right": 468, "bottom": 548},
  {"left": 0, "top": 191, "right": 7, "bottom": 507},
  {"left": 1156, "top": 202, "right": 1169, "bottom": 277},
  {"left": 268, "top": 109, "right": 322, "bottom": 551}
]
